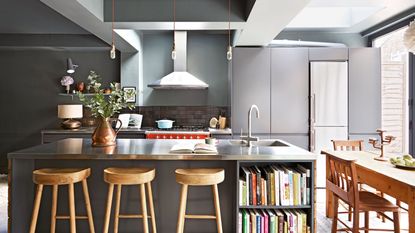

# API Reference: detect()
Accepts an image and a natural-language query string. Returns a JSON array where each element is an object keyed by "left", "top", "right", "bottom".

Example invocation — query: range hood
[{"left": 148, "top": 31, "right": 209, "bottom": 89}]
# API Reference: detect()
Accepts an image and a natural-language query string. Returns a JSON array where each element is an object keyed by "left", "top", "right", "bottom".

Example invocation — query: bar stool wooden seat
[
  {"left": 29, "top": 168, "right": 95, "bottom": 233},
  {"left": 175, "top": 168, "right": 225, "bottom": 233},
  {"left": 103, "top": 167, "right": 157, "bottom": 233}
]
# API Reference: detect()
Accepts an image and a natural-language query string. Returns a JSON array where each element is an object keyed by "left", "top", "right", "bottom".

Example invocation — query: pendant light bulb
[
  {"left": 171, "top": 44, "right": 177, "bottom": 60},
  {"left": 110, "top": 43, "right": 116, "bottom": 60},
  {"left": 227, "top": 45, "right": 232, "bottom": 61}
]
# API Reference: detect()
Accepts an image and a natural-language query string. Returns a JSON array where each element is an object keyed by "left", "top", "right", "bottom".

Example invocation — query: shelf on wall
[{"left": 58, "top": 93, "right": 111, "bottom": 100}]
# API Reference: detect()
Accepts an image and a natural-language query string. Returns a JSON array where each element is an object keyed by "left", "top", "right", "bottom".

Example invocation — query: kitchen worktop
[{"left": 8, "top": 138, "right": 316, "bottom": 160}]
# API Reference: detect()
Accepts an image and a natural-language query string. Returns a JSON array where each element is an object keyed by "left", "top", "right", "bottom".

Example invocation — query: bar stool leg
[
  {"left": 81, "top": 179, "right": 95, "bottom": 233},
  {"left": 176, "top": 184, "right": 188, "bottom": 233},
  {"left": 140, "top": 184, "right": 149, "bottom": 233},
  {"left": 68, "top": 183, "right": 77, "bottom": 233},
  {"left": 29, "top": 184, "right": 44, "bottom": 233},
  {"left": 114, "top": 184, "right": 122, "bottom": 233},
  {"left": 103, "top": 184, "right": 114, "bottom": 233},
  {"left": 146, "top": 182, "right": 157, "bottom": 233},
  {"left": 50, "top": 185, "right": 58, "bottom": 233},
  {"left": 212, "top": 184, "right": 223, "bottom": 233}
]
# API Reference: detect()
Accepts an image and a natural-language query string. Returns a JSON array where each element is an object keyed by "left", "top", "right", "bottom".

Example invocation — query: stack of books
[
  {"left": 239, "top": 165, "right": 311, "bottom": 206},
  {"left": 238, "top": 209, "right": 311, "bottom": 233}
]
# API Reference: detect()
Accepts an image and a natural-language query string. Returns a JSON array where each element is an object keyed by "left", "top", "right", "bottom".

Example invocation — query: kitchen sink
[
  {"left": 228, "top": 139, "right": 289, "bottom": 147},
  {"left": 252, "top": 140, "right": 289, "bottom": 147}
]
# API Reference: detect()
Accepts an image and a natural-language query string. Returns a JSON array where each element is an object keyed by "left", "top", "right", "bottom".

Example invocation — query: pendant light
[
  {"left": 110, "top": 0, "right": 116, "bottom": 60},
  {"left": 171, "top": 0, "right": 177, "bottom": 60},
  {"left": 226, "top": 0, "right": 232, "bottom": 61}
]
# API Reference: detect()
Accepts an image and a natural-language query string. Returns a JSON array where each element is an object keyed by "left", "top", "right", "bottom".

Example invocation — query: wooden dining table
[{"left": 322, "top": 150, "right": 415, "bottom": 233}]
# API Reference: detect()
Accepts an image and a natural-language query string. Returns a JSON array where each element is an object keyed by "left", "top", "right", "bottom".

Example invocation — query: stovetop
[{"left": 143, "top": 125, "right": 208, "bottom": 132}]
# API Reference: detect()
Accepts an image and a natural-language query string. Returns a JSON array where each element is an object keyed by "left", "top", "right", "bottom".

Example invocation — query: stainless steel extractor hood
[{"left": 148, "top": 31, "right": 209, "bottom": 89}]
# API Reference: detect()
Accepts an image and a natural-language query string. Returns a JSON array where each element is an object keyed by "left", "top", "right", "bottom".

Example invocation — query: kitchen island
[{"left": 8, "top": 138, "right": 317, "bottom": 233}]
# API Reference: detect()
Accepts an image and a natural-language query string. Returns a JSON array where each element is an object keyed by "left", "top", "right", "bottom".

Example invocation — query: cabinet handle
[{"left": 312, "top": 93, "right": 316, "bottom": 125}]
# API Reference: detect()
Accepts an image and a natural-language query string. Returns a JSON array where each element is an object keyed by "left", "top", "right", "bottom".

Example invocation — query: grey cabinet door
[
  {"left": 232, "top": 48, "right": 271, "bottom": 134},
  {"left": 309, "top": 48, "right": 348, "bottom": 61},
  {"left": 349, "top": 48, "right": 381, "bottom": 134},
  {"left": 271, "top": 48, "right": 309, "bottom": 134}
]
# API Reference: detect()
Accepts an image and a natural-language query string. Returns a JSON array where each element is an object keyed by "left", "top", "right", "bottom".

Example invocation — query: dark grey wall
[
  {"left": 0, "top": 37, "right": 120, "bottom": 173},
  {"left": 276, "top": 31, "right": 368, "bottom": 47},
  {"left": 143, "top": 32, "right": 229, "bottom": 106},
  {"left": 0, "top": 0, "right": 89, "bottom": 34},
  {"left": 104, "top": 0, "right": 247, "bottom": 22}
]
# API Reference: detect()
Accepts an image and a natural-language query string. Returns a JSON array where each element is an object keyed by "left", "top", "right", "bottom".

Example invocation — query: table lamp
[{"left": 58, "top": 104, "right": 83, "bottom": 129}]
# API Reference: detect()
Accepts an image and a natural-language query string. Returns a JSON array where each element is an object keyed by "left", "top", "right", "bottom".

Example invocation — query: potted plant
[{"left": 79, "top": 71, "right": 135, "bottom": 146}]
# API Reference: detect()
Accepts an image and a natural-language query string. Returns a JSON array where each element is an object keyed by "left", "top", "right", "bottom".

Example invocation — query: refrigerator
[{"left": 310, "top": 61, "right": 348, "bottom": 187}]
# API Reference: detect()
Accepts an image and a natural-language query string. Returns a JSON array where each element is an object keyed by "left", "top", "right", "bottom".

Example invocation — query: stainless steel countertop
[{"left": 8, "top": 138, "right": 317, "bottom": 161}]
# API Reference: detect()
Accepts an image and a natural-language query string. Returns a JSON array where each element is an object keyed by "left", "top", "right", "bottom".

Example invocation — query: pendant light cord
[
  {"left": 173, "top": 0, "right": 176, "bottom": 46},
  {"left": 228, "top": 0, "right": 230, "bottom": 47},
  {"left": 112, "top": 0, "right": 115, "bottom": 45}
]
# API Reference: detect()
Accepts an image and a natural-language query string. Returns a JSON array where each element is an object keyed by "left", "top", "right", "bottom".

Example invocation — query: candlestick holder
[{"left": 368, "top": 129, "right": 396, "bottom": 161}]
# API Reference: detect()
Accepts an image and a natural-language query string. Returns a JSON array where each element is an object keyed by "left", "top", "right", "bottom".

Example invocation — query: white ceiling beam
[
  {"left": 235, "top": 0, "right": 310, "bottom": 46},
  {"left": 40, "top": 0, "right": 139, "bottom": 53}
]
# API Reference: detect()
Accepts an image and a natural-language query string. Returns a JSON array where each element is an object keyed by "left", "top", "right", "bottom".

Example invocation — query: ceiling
[{"left": 1, "top": 0, "right": 415, "bottom": 49}]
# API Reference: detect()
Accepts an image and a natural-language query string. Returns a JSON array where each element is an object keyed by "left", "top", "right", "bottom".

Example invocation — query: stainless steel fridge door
[
  {"left": 312, "top": 126, "right": 348, "bottom": 187},
  {"left": 311, "top": 62, "right": 348, "bottom": 127}
]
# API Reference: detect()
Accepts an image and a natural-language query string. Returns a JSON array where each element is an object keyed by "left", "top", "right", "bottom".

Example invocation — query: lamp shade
[
  {"left": 58, "top": 105, "right": 83, "bottom": 119},
  {"left": 66, "top": 58, "right": 78, "bottom": 74}
]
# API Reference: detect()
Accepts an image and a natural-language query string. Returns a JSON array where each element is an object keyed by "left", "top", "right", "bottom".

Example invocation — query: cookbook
[{"left": 170, "top": 142, "right": 218, "bottom": 154}]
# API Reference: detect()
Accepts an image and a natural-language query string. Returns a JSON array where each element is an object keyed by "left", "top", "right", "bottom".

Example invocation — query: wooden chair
[
  {"left": 332, "top": 140, "right": 364, "bottom": 151},
  {"left": 29, "top": 168, "right": 95, "bottom": 233},
  {"left": 102, "top": 167, "right": 157, "bottom": 233},
  {"left": 332, "top": 140, "right": 364, "bottom": 221},
  {"left": 332, "top": 140, "right": 391, "bottom": 222},
  {"left": 326, "top": 153, "right": 400, "bottom": 233},
  {"left": 175, "top": 168, "right": 224, "bottom": 233}
]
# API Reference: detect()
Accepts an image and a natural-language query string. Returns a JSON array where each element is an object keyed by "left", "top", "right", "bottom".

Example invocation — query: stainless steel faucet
[{"left": 241, "top": 104, "right": 260, "bottom": 146}]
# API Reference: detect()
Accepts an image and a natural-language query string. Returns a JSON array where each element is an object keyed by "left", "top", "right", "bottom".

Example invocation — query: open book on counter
[{"left": 170, "top": 142, "right": 218, "bottom": 154}]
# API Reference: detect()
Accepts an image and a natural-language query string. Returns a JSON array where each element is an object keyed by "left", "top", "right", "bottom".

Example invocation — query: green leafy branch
[{"left": 79, "top": 71, "right": 135, "bottom": 119}]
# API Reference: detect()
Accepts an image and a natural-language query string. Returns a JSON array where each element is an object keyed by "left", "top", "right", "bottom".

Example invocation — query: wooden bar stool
[
  {"left": 29, "top": 168, "right": 95, "bottom": 233},
  {"left": 103, "top": 167, "right": 157, "bottom": 233},
  {"left": 175, "top": 168, "right": 225, "bottom": 233}
]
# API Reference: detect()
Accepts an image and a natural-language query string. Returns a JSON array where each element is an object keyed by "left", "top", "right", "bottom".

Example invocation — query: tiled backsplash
[{"left": 119, "top": 106, "right": 230, "bottom": 128}]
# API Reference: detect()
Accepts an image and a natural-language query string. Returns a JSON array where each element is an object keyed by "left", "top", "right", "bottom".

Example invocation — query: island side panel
[
  {"left": 10, "top": 158, "right": 35, "bottom": 233},
  {"left": 11, "top": 159, "right": 236, "bottom": 233}
]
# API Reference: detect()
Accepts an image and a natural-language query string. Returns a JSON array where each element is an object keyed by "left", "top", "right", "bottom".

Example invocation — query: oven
[{"left": 144, "top": 126, "right": 210, "bottom": 139}]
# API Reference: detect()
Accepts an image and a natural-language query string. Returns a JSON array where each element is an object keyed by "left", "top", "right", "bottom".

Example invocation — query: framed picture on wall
[{"left": 122, "top": 86, "right": 136, "bottom": 103}]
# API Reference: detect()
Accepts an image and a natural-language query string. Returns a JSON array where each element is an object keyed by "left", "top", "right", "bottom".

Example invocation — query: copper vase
[{"left": 92, "top": 117, "right": 122, "bottom": 147}]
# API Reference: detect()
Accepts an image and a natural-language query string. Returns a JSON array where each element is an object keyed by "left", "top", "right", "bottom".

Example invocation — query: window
[{"left": 373, "top": 26, "right": 409, "bottom": 154}]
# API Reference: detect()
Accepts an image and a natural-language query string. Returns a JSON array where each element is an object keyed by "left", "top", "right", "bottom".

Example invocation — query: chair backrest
[
  {"left": 326, "top": 153, "right": 359, "bottom": 208},
  {"left": 332, "top": 140, "right": 364, "bottom": 151}
]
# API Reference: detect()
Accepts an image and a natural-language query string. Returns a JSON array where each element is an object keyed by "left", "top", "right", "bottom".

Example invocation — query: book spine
[
  {"left": 238, "top": 211, "right": 243, "bottom": 233},
  {"left": 252, "top": 171, "right": 257, "bottom": 206}
]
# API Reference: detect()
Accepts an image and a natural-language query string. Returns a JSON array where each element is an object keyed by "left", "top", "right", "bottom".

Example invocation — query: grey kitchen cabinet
[
  {"left": 232, "top": 48, "right": 271, "bottom": 134},
  {"left": 309, "top": 48, "right": 348, "bottom": 61},
  {"left": 271, "top": 48, "right": 309, "bottom": 134},
  {"left": 348, "top": 48, "right": 381, "bottom": 134}
]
